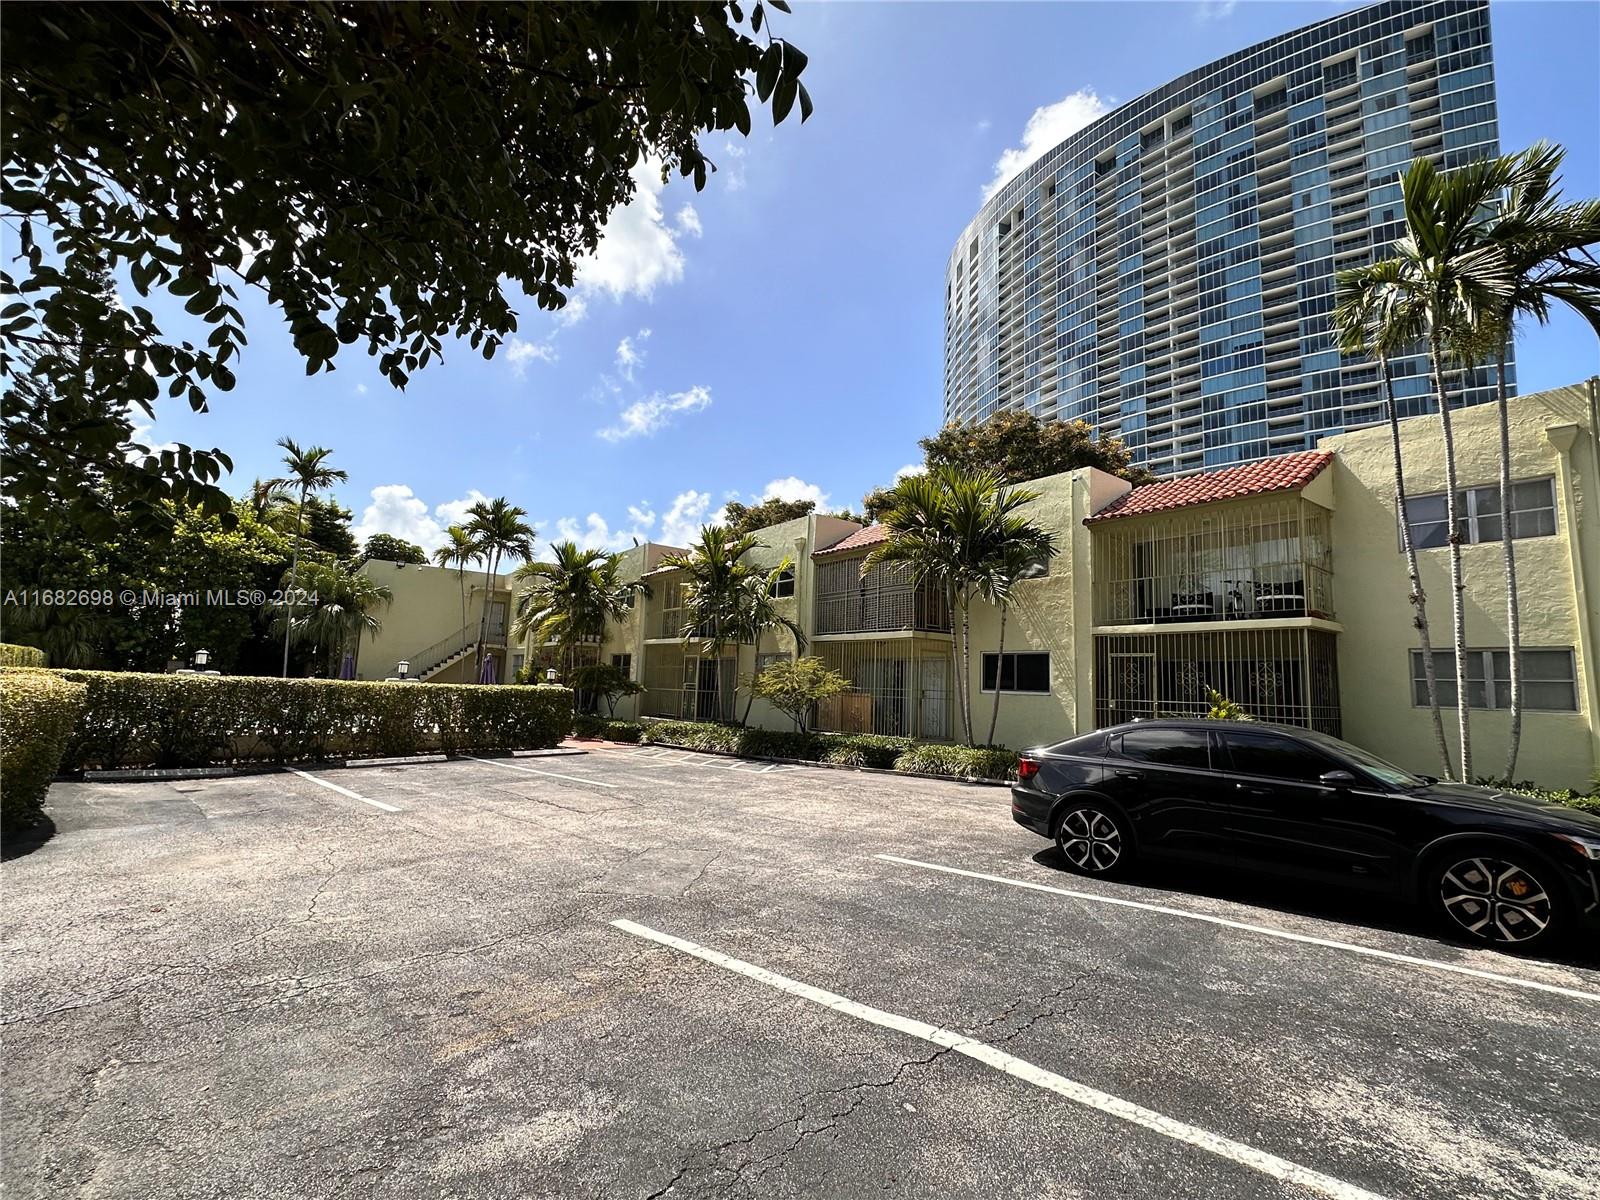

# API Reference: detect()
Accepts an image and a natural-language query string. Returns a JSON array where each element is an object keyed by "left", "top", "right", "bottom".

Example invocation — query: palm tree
[
  {"left": 1469, "top": 142, "right": 1600, "bottom": 779},
  {"left": 463, "top": 498, "right": 536, "bottom": 682},
  {"left": 864, "top": 465, "right": 1043, "bottom": 747},
  {"left": 266, "top": 560, "right": 392, "bottom": 676},
  {"left": 661, "top": 526, "right": 760, "bottom": 722},
  {"left": 270, "top": 439, "right": 347, "bottom": 677},
  {"left": 511, "top": 542, "right": 648, "bottom": 679},
  {"left": 972, "top": 508, "right": 1057, "bottom": 747},
  {"left": 1334, "top": 256, "right": 1455, "bottom": 779},
  {"left": 247, "top": 477, "right": 291, "bottom": 522},
  {"left": 1378, "top": 155, "right": 1523, "bottom": 782},
  {"left": 433, "top": 524, "right": 479, "bottom": 647},
  {"left": 734, "top": 556, "right": 807, "bottom": 727}
]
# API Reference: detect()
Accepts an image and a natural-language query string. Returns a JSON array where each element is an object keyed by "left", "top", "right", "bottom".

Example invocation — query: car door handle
[
  {"left": 1235, "top": 783, "right": 1274, "bottom": 797},
  {"left": 1115, "top": 771, "right": 1143, "bottom": 781}
]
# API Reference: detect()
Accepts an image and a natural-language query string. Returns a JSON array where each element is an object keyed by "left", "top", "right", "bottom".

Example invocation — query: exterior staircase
[{"left": 404, "top": 623, "right": 481, "bottom": 681}]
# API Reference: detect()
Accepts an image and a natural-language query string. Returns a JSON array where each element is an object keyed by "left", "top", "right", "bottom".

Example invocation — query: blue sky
[{"left": 133, "top": 0, "right": 1600, "bottom": 559}]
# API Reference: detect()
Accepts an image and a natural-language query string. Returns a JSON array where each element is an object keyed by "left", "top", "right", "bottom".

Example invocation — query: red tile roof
[
  {"left": 812, "top": 524, "right": 888, "bottom": 558},
  {"left": 1084, "top": 451, "right": 1334, "bottom": 524}
]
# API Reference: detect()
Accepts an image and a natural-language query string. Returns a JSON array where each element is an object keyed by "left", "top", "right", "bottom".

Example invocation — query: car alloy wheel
[
  {"left": 1057, "top": 806, "right": 1123, "bottom": 874},
  {"left": 1437, "top": 855, "right": 1554, "bottom": 945}
]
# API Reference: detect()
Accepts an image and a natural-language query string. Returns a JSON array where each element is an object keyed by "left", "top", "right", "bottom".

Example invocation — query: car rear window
[
  {"left": 1049, "top": 732, "right": 1107, "bottom": 756},
  {"left": 1118, "top": 727, "right": 1210, "bottom": 769}
]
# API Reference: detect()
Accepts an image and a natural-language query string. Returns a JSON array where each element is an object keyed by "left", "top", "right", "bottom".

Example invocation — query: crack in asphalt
[{"left": 640, "top": 970, "right": 1097, "bottom": 1197}]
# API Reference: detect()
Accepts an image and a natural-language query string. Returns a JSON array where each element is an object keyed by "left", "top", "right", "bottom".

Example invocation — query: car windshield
[{"left": 1303, "top": 732, "right": 1426, "bottom": 789}]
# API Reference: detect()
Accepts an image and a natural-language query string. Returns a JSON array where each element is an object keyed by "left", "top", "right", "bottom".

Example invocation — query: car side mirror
[{"left": 1319, "top": 770, "right": 1357, "bottom": 789}]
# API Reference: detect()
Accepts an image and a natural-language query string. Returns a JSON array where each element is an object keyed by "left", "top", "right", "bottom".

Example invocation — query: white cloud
[
  {"left": 352, "top": 485, "right": 491, "bottom": 553},
  {"left": 615, "top": 328, "right": 652, "bottom": 381},
  {"left": 355, "top": 383, "right": 368, "bottom": 395},
  {"left": 721, "top": 141, "right": 749, "bottom": 192},
  {"left": 674, "top": 205, "right": 703, "bottom": 238},
  {"left": 1195, "top": 1, "right": 1237, "bottom": 21},
  {"left": 759, "top": 476, "right": 831, "bottom": 507},
  {"left": 985, "top": 88, "right": 1113, "bottom": 200},
  {"left": 574, "top": 159, "right": 690, "bottom": 306},
  {"left": 505, "top": 335, "right": 557, "bottom": 377},
  {"left": 893, "top": 463, "right": 924, "bottom": 482},
  {"left": 597, "top": 384, "right": 712, "bottom": 442},
  {"left": 433, "top": 489, "right": 491, "bottom": 532},
  {"left": 976, "top": 118, "right": 992, "bottom": 133},
  {"left": 660, "top": 489, "right": 714, "bottom": 546}
]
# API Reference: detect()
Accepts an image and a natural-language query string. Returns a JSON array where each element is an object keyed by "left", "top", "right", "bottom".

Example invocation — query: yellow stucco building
[{"left": 389, "top": 381, "right": 1596, "bottom": 791}]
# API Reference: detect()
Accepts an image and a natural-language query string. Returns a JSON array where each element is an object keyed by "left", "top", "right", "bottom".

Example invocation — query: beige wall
[
  {"left": 1321, "top": 382, "right": 1599, "bottom": 791},
  {"left": 355, "top": 561, "right": 512, "bottom": 682}
]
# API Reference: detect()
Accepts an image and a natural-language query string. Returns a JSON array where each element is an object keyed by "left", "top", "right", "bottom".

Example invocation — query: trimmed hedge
[
  {"left": 892, "top": 743, "right": 1019, "bottom": 782},
  {"left": 637, "top": 718, "right": 1014, "bottom": 781},
  {"left": 0, "top": 643, "right": 47, "bottom": 668},
  {"left": 571, "top": 716, "right": 643, "bottom": 743},
  {"left": 0, "top": 669, "right": 572, "bottom": 769},
  {"left": 1, "top": 671, "right": 88, "bottom": 829}
]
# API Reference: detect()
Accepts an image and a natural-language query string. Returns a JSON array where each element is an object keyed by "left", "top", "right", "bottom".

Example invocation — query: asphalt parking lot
[{"left": 3, "top": 746, "right": 1597, "bottom": 1200}]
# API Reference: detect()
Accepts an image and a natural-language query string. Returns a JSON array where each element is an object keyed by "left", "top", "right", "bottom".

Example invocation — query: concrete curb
[
  {"left": 628, "top": 740, "right": 1013, "bottom": 788},
  {"left": 74, "top": 745, "right": 585, "bottom": 784}
]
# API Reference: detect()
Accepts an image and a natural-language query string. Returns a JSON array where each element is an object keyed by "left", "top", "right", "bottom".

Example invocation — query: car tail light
[{"left": 1017, "top": 757, "right": 1040, "bottom": 782}]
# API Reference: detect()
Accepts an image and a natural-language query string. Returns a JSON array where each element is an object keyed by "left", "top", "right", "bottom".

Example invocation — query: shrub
[
  {"left": 1, "top": 671, "right": 88, "bottom": 830},
  {"left": 893, "top": 743, "right": 1018, "bottom": 782},
  {"left": 600, "top": 720, "right": 643, "bottom": 743},
  {"left": 0, "top": 643, "right": 47, "bottom": 668},
  {"left": 750, "top": 656, "right": 852, "bottom": 732},
  {"left": 1204, "top": 688, "right": 1253, "bottom": 721},
  {"left": 571, "top": 715, "right": 643, "bottom": 743},
  {"left": 0, "top": 669, "right": 572, "bottom": 768},
  {"left": 817, "top": 733, "right": 912, "bottom": 768},
  {"left": 638, "top": 718, "right": 1014, "bottom": 779}
]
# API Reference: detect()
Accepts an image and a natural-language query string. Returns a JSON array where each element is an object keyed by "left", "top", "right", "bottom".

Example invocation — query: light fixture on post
[
  {"left": 545, "top": 667, "right": 558, "bottom": 685},
  {"left": 397, "top": 660, "right": 410, "bottom": 681},
  {"left": 193, "top": 648, "right": 210, "bottom": 669}
]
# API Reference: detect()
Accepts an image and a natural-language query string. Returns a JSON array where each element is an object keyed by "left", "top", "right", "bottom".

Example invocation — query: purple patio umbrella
[
  {"left": 478, "top": 653, "right": 498, "bottom": 684},
  {"left": 339, "top": 652, "right": 355, "bottom": 680}
]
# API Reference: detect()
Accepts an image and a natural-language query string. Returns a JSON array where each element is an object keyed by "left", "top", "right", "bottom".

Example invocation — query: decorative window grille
[
  {"left": 814, "top": 639, "right": 953, "bottom": 741},
  {"left": 1094, "top": 627, "right": 1340, "bottom": 734},
  {"left": 813, "top": 557, "right": 952, "bottom": 635},
  {"left": 1091, "top": 496, "right": 1334, "bottom": 626}
]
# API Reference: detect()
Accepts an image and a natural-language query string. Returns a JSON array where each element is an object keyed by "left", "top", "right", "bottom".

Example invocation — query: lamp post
[
  {"left": 397, "top": 660, "right": 410, "bottom": 681},
  {"left": 545, "top": 667, "right": 558, "bottom": 685},
  {"left": 193, "top": 648, "right": 210, "bottom": 670}
]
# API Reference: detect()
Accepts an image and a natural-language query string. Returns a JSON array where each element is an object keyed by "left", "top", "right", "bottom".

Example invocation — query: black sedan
[{"left": 1011, "top": 719, "right": 1600, "bottom": 950}]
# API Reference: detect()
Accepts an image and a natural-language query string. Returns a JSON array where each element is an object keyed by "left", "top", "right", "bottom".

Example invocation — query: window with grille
[
  {"left": 981, "top": 652, "right": 1051, "bottom": 694},
  {"left": 1401, "top": 478, "right": 1556, "bottom": 549},
  {"left": 1409, "top": 648, "right": 1577, "bottom": 711}
]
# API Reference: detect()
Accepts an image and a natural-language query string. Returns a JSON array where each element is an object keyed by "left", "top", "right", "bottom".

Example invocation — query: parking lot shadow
[
  {"left": 1029, "top": 846, "right": 1600, "bottom": 971},
  {"left": 2, "top": 816, "right": 56, "bottom": 862}
]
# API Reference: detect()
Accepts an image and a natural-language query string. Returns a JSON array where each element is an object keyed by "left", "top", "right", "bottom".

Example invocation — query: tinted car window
[
  {"left": 1119, "top": 728, "right": 1210, "bottom": 769},
  {"left": 1050, "top": 732, "right": 1107, "bottom": 756},
  {"left": 1223, "top": 731, "right": 1337, "bottom": 782}
]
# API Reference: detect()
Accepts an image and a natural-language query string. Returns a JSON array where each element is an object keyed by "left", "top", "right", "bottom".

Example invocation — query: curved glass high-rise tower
[{"left": 943, "top": 0, "right": 1507, "bottom": 476}]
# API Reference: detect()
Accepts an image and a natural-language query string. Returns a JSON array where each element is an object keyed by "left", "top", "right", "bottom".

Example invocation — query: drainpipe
[{"left": 1546, "top": 423, "right": 1600, "bottom": 779}]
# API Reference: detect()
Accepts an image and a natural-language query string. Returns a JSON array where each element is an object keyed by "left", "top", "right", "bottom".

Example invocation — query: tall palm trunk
[
  {"left": 1429, "top": 337, "right": 1472, "bottom": 781},
  {"left": 475, "top": 552, "right": 497, "bottom": 681},
  {"left": 957, "top": 583, "right": 975, "bottom": 746},
  {"left": 944, "top": 579, "right": 967, "bottom": 744},
  {"left": 280, "top": 485, "right": 308, "bottom": 677},
  {"left": 1383, "top": 356, "right": 1453, "bottom": 779},
  {"left": 1493, "top": 340, "right": 1523, "bottom": 780},
  {"left": 986, "top": 602, "right": 1008, "bottom": 746},
  {"left": 741, "top": 629, "right": 761, "bottom": 727}
]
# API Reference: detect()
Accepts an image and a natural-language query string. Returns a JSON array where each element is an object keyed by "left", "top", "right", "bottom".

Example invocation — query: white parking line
[
  {"left": 610, "top": 918, "right": 1387, "bottom": 1200},
  {"left": 462, "top": 755, "right": 620, "bottom": 789},
  {"left": 288, "top": 768, "right": 400, "bottom": 813},
  {"left": 876, "top": 855, "right": 1600, "bottom": 1004}
]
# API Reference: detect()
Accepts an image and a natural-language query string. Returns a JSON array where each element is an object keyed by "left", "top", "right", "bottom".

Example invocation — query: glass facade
[{"left": 943, "top": 0, "right": 1510, "bottom": 476}]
